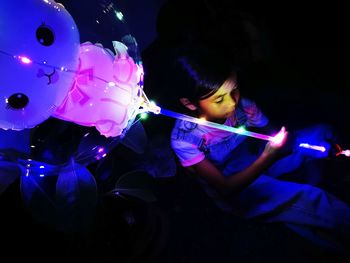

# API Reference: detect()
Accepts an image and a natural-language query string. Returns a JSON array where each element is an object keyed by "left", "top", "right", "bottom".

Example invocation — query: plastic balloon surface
[
  {"left": 0, "top": 0, "right": 149, "bottom": 234},
  {"left": 0, "top": 0, "right": 80, "bottom": 130},
  {"left": 52, "top": 0, "right": 145, "bottom": 138},
  {"left": 1, "top": 0, "right": 147, "bottom": 174},
  {"left": 1, "top": 0, "right": 146, "bottom": 168},
  {"left": 53, "top": 41, "right": 142, "bottom": 137}
]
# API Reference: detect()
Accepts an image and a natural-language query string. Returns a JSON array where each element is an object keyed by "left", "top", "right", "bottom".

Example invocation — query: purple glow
[
  {"left": 299, "top": 143, "right": 326, "bottom": 152},
  {"left": 52, "top": 42, "right": 142, "bottom": 138},
  {"left": 270, "top": 127, "right": 286, "bottom": 145},
  {"left": 17, "top": 55, "right": 32, "bottom": 64},
  {"left": 341, "top": 150, "right": 350, "bottom": 157}
]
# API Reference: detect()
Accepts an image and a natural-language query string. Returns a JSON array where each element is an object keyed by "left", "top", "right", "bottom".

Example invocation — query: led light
[{"left": 299, "top": 143, "right": 326, "bottom": 152}]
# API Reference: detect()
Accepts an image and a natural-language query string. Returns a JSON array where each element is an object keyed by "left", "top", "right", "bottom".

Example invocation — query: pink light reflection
[
  {"left": 270, "top": 126, "right": 286, "bottom": 146},
  {"left": 17, "top": 55, "right": 32, "bottom": 64}
]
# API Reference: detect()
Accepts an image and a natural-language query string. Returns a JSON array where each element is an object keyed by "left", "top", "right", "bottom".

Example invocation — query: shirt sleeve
[
  {"left": 171, "top": 139, "right": 205, "bottom": 167},
  {"left": 241, "top": 98, "right": 269, "bottom": 127}
]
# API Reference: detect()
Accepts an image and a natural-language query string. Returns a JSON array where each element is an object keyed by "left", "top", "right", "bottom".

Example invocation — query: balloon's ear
[{"left": 179, "top": 98, "right": 197, "bottom": 111}]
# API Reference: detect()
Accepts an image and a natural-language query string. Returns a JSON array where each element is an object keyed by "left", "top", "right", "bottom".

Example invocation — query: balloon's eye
[
  {"left": 7, "top": 93, "right": 29, "bottom": 109},
  {"left": 36, "top": 25, "right": 55, "bottom": 46}
]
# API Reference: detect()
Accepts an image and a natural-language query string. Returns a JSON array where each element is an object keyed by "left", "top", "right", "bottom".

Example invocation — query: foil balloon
[
  {"left": 0, "top": 0, "right": 80, "bottom": 130},
  {"left": 53, "top": 41, "right": 143, "bottom": 137}
]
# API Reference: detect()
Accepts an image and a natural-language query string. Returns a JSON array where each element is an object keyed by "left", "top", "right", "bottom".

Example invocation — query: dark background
[
  {"left": 142, "top": 0, "right": 350, "bottom": 137},
  {"left": 140, "top": 2, "right": 350, "bottom": 262}
]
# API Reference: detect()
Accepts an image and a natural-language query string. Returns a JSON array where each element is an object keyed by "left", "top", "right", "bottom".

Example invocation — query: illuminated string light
[
  {"left": 159, "top": 108, "right": 275, "bottom": 141},
  {"left": 140, "top": 101, "right": 350, "bottom": 155},
  {"left": 115, "top": 10, "right": 124, "bottom": 21},
  {"left": 134, "top": 75, "right": 350, "bottom": 157},
  {"left": 19, "top": 56, "right": 32, "bottom": 64},
  {"left": 236, "top": 126, "right": 247, "bottom": 134},
  {"left": 140, "top": 112, "right": 148, "bottom": 120},
  {"left": 0, "top": 50, "right": 78, "bottom": 75}
]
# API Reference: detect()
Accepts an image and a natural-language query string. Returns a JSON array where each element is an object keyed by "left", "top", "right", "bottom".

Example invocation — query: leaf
[
  {"left": 121, "top": 121, "right": 147, "bottom": 154},
  {"left": 56, "top": 160, "right": 98, "bottom": 233},
  {"left": 0, "top": 161, "right": 21, "bottom": 195},
  {"left": 20, "top": 173, "right": 58, "bottom": 227},
  {"left": 113, "top": 170, "right": 156, "bottom": 202}
]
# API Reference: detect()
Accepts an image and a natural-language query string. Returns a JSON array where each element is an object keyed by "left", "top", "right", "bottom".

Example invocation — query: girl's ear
[{"left": 179, "top": 98, "right": 197, "bottom": 111}]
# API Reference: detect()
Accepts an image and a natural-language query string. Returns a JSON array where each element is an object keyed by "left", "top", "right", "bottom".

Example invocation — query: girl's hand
[{"left": 263, "top": 126, "right": 293, "bottom": 159}]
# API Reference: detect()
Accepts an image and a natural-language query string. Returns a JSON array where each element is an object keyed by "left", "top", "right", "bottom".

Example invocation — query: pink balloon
[{"left": 53, "top": 42, "right": 142, "bottom": 137}]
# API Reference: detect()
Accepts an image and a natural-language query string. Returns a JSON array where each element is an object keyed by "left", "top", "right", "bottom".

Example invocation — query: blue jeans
[{"left": 180, "top": 123, "right": 350, "bottom": 251}]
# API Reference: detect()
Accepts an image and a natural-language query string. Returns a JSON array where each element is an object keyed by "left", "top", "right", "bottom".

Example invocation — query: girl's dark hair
[{"left": 174, "top": 46, "right": 237, "bottom": 103}]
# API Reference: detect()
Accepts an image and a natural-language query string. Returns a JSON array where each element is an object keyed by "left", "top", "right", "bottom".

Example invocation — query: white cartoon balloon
[{"left": 0, "top": 0, "right": 80, "bottom": 130}]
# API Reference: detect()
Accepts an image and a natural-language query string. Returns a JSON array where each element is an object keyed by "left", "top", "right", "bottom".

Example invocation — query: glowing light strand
[
  {"left": 159, "top": 108, "right": 274, "bottom": 141},
  {"left": 299, "top": 143, "right": 326, "bottom": 152},
  {"left": 140, "top": 101, "right": 350, "bottom": 156},
  {"left": 0, "top": 49, "right": 77, "bottom": 74}
]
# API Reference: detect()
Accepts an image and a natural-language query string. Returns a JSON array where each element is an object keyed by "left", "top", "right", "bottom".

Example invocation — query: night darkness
[{"left": 1, "top": 0, "right": 350, "bottom": 262}]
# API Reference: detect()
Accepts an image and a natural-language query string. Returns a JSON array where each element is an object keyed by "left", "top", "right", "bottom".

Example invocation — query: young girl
[{"left": 169, "top": 47, "right": 350, "bottom": 252}]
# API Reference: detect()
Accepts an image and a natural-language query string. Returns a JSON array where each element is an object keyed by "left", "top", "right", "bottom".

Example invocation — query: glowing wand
[{"left": 139, "top": 99, "right": 349, "bottom": 157}]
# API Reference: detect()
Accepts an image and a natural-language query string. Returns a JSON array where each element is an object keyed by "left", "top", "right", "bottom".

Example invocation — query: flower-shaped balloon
[{"left": 53, "top": 41, "right": 143, "bottom": 137}]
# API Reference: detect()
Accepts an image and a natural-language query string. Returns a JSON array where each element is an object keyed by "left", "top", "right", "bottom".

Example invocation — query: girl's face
[{"left": 198, "top": 76, "right": 239, "bottom": 123}]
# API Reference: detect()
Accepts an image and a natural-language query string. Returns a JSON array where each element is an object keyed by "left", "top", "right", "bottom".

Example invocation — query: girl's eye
[{"left": 214, "top": 98, "right": 223, "bottom": 104}]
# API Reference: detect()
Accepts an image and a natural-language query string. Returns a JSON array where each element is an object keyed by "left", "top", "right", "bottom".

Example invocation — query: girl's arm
[{"left": 186, "top": 129, "right": 289, "bottom": 196}]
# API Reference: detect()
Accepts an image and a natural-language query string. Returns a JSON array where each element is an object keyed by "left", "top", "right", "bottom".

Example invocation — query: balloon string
[{"left": 0, "top": 49, "right": 80, "bottom": 75}]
